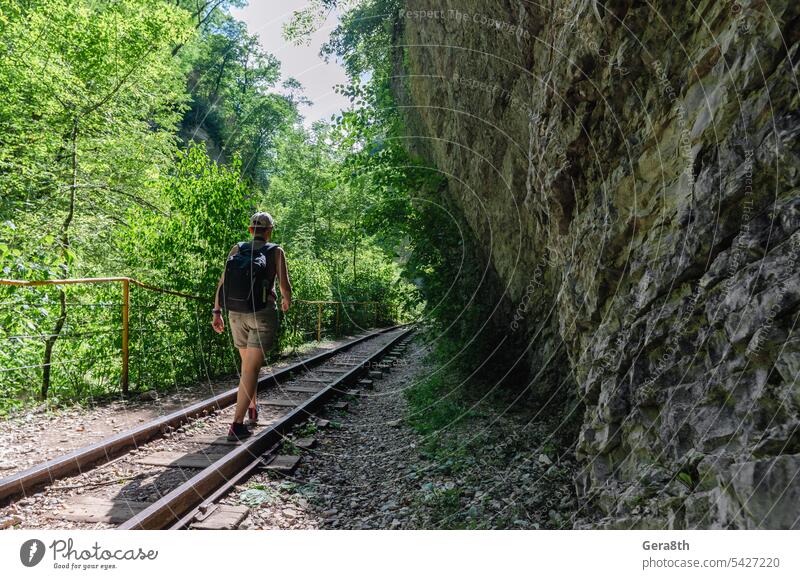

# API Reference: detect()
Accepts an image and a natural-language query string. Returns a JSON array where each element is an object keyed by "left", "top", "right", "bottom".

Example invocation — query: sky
[{"left": 230, "top": 1, "right": 351, "bottom": 127}]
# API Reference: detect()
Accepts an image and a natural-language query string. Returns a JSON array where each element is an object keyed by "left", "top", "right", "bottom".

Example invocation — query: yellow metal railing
[
  {"left": 293, "top": 299, "right": 386, "bottom": 340},
  {"left": 0, "top": 277, "right": 394, "bottom": 396},
  {"left": 0, "top": 277, "right": 206, "bottom": 394}
]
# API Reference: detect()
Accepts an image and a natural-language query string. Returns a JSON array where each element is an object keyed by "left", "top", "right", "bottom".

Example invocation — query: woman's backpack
[{"left": 221, "top": 242, "right": 278, "bottom": 312}]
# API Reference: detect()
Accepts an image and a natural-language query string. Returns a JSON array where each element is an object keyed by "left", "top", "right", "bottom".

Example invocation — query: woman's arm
[{"left": 276, "top": 247, "right": 292, "bottom": 312}]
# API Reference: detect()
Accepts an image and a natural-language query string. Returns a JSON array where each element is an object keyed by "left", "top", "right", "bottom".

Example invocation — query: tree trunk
[
  {"left": 41, "top": 289, "right": 67, "bottom": 400},
  {"left": 42, "top": 117, "right": 78, "bottom": 399}
]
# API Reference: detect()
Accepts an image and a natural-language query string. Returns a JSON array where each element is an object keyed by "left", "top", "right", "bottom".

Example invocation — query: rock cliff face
[{"left": 393, "top": 0, "right": 800, "bottom": 528}]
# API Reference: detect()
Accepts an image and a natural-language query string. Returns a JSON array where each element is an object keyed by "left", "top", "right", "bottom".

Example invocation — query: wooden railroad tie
[
  {"left": 284, "top": 385, "right": 324, "bottom": 394},
  {"left": 358, "top": 378, "right": 374, "bottom": 389},
  {"left": 190, "top": 504, "right": 250, "bottom": 530},
  {"left": 295, "top": 437, "right": 317, "bottom": 449},
  {"left": 188, "top": 435, "right": 243, "bottom": 446},
  {"left": 50, "top": 497, "right": 153, "bottom": 524},
  {"left": 261, "top": 455, "right": 301, "bottom": 474},
  {"left": 136, "top": 451, "right": 229, "bottom": 469},
  {"left": 262, "top": 398, "right": 303, "bottom": 407},
  {"left": 368, "top": 370, "right": 383, "bottom": 379}
]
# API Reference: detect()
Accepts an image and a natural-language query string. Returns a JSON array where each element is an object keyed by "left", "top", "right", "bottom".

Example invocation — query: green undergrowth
[
  {"left": 404, "top": 370, "right": 473, "bottom": 436},
  {"left": 403, "top": 327, "right": 493, "bottom": 435},
  {"left": 402, "top": 330, "right": 582, "bottom": 529}
]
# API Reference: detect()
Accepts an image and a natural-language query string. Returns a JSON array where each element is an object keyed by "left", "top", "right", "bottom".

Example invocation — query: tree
[
  {"left": 0, "top": 0, "right": 193, "bottom": 398},
  {"left": 180, "top": 12, "right": 298, "bottom": 188}
]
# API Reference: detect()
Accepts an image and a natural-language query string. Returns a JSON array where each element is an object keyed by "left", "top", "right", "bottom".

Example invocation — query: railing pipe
[
  {"left": 121, "top": 279, "right": 130, "bottom": 395},
  {"left": 0, "top": 277, "right": 396, "bottom": 392},
  {"left": 316, "top": 303, "right": 323, "bottom": 342}
]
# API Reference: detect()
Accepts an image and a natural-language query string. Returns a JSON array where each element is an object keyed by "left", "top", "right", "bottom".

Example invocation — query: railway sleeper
[{"left": 189, "top": 504, "right": 250, "bottom": 530}]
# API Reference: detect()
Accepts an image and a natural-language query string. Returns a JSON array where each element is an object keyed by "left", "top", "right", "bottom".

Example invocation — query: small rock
[
  {"left": 537, "top": 454, "right": 552, "bottom": 466},
  {"left": 380, "top": 500, "right": 398, "bottom": 512},
  {"left": 0, "top": 515, "right": 22, "bottom": 529}
]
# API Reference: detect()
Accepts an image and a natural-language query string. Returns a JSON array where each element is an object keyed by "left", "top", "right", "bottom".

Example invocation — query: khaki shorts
[{"left": 228, "top": 305, "right": 279, "bottom": 351}]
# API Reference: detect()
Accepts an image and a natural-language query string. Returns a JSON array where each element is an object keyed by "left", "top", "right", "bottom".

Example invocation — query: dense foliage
[
  {"left": 288, "top": 0, "right": 511, "bottom": 427},
  {"left": 0, "top": 0, "right": 416, "bottom": 415},
  {"left": 290, "top": 0, "right": 495, "bottom": 346}
]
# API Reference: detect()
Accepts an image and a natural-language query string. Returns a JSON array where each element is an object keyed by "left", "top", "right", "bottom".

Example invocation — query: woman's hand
[
  {"left": 281, "top": 296, "right": 291, "bottom": 312},
  {"left": 211, "top": 311, "right": 225, "bottom": 333}
]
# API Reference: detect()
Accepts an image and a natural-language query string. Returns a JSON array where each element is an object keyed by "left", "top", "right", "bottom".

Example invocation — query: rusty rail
[
  {"left": 0, "top": 325, "right": 403, "bottom": 504},
  {"left": 119, "top": 325, "right": 415, "bottom": 530}
]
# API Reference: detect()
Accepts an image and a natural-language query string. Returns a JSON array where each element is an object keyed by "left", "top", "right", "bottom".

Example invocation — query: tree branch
[{"left": 73, "top": 183, "right": 166, "bottom": 215}]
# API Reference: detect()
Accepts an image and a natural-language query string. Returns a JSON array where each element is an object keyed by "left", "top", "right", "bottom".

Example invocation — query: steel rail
[
  {"left": 119, "top": 326, "right": 415, "bottom": 530},
  {"left": 0, "top": 325, "right": 404, "bottom": 504}
]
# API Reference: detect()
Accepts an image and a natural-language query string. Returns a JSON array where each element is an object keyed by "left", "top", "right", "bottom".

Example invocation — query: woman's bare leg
[{"left": 233, "top": 348, "right": 264, "bottom": 423}]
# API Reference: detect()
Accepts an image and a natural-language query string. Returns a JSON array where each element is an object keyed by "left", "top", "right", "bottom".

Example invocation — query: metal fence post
[
  {"left": 121, "top": 278, "right": 130, "bottom": 396},
  {"left": 316, "top": 303, "right": 322, "bottom": 342},
  {"left": 335, "top": 302, "right": 340, "bottom": 336}
]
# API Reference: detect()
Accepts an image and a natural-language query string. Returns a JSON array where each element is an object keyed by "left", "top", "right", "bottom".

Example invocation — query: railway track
[{"left": 0, "top": 325, "right": 414, "bottom": 530}]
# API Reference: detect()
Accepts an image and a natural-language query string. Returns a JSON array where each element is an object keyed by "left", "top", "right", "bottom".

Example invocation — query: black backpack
[{"left": 221, "top": 242, "right": 278, "bottom": 313}]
